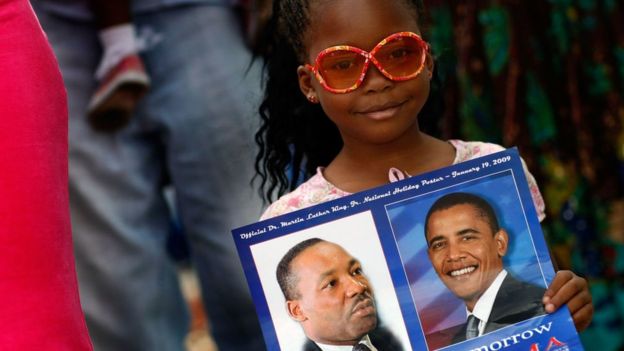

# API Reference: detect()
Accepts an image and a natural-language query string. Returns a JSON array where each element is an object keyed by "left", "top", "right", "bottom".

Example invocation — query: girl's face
[{"left": 297, "top": 0, "right": 433, "bottom": 147}]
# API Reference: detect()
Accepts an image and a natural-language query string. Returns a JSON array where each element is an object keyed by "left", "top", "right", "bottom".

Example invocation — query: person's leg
[
  {"left": 135, "top": 5, "right": 266, "bottom": 350},
  {"left": 33, "top": 7, "right": 188, "bottom": 351}
]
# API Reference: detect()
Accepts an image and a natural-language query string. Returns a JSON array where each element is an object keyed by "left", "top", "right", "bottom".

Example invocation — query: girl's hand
[{"left": 543, "top": 270, "right": 593, "bottom": 331}]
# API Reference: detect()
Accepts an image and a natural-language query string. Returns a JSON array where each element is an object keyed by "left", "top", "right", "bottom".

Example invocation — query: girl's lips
[{"left": 357, "top": 101, "right": 404, "bottom": 120}]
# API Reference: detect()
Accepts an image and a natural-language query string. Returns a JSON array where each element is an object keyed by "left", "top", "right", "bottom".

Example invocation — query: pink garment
[
  {"left": 261, "top": 140, "right": 546, "bottom": 220},
  {"left": 0, "top": 0, "right": 93, "bottom": 349}
]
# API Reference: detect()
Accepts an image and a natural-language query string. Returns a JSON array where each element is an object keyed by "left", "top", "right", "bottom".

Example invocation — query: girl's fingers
[
  {"left": 543, "top": 270, "right": 576, "bottom": 312},
  {"left": 571, "top": 301, "right": 594, "bottom": 332},
  {"left": 542, "top": 270, "right": 593, "bottom": 331},
  {"left": 566, "top": 288, "right": 592, "bottom": 315}
]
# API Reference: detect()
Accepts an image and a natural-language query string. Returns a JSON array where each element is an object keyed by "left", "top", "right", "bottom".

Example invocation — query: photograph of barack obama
[
  {"left": 276, "top": 238, "right": 404, "bottom": 351},
  {"left": 424, "top": 192, "right": 546, "bottom": 347}
]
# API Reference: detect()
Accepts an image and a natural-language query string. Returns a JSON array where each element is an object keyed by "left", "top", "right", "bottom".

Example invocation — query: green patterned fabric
[{"left": 425, "top": 1, "right": 624, "bottom": 348}]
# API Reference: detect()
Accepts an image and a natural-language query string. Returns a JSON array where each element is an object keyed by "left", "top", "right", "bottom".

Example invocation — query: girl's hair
[{"left": 254, "top": 0, "right": 435, "bottom": 203}]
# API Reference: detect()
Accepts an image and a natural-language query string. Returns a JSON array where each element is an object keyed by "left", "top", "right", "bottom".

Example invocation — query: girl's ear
[
  {"left": 297, "top": 65, "right": 319, "bottom": 103},
  {"left": 425, "top": 52, "right": 435, "bottom": 79}
]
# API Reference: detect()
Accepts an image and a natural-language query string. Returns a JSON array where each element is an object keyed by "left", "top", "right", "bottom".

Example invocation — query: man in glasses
[
  {"left": 276, "top": 238, "right": 403, "bottom": 351},
  {"left": 424, "top": 192, "right": 546, "bottom": 348}
]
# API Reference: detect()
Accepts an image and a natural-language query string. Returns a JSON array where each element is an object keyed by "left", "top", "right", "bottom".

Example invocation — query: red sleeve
[{"left": 0, "top": 0, "right": 93, "bottom": 349}]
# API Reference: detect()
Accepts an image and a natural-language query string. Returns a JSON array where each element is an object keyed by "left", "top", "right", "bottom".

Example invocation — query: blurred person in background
[{"left": 30, "top": 0, "right": 266, "bottom": 350}]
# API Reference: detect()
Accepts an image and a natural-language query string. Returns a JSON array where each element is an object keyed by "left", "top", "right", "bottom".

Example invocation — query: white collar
[
  {"left": 466, "top": 269, "right": 507, "bottom": 336},
  {"left": 315, "top": 334, "right": 377, "bottom": 351}
]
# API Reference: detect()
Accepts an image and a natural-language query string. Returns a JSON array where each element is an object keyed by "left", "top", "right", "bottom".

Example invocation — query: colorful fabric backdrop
[{"left": 423, "top": 1, "right": 624, "bottom": 349}]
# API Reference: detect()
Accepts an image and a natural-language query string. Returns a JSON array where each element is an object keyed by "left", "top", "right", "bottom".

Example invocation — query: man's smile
[{"left": 446, "top": 265, "right": 478, "bottom": 278}]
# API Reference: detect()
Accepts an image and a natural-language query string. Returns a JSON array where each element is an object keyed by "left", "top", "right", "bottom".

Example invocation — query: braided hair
[{"left": 254, "top": 0, "right": 433, "bottom": 203}]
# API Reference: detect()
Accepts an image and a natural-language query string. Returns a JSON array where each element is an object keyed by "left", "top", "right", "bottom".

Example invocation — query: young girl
[{"left": 255, "top": 0, "right": 593, "bottom": 335}]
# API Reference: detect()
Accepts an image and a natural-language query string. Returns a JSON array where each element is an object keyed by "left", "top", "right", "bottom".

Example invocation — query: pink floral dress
[{"left": 261, "top": 140, "right": 545, "bottom": 221}]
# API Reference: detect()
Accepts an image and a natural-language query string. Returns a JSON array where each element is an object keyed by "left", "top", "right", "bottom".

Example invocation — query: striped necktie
[
  {"left": 352, "top": 343, "right": 372, "bottom": 351},
  {"left": 466, "top": 314, "right": 480, "bottom": 339}
]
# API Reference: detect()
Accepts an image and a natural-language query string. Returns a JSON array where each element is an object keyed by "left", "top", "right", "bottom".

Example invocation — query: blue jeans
[{"left": 33, "top": 4, "right": 266, "bottom": 351}]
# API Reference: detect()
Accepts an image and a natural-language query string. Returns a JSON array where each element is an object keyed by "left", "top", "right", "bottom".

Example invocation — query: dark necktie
[
  {"left": 466, "top": 314, "right": 480, "bottom": 339},
  {"left": 353, "top": 343, "right": 372, "bottom": 351}
]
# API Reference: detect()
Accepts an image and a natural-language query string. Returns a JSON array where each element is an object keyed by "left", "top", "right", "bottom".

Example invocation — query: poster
[{"left": 233, "top": 148, "right": 583, "bottom": 351}]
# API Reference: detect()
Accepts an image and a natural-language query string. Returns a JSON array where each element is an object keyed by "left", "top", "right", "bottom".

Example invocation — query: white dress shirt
[
  {"left": 315, "top": 334, "right": 378, "bottom": 351},
  {"left": 465, "top": 269, "right": 508, "bottom": 336}
]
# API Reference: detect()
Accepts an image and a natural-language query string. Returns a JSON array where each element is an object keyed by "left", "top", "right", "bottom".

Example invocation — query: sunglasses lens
[
  {"left": 318, "top": 50, "right": 367, "bottom": 90},
  {"left": 375, "top": 36, "right": 425, "bottom": 79}
]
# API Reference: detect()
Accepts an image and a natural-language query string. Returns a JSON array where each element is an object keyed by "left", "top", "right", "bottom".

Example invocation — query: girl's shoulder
[
  {"left": 259, "top": 168, "right": 349, "bottom": 220},
  {"left": 449, "top": 139, "right": 507, "bottom": 163},
  {"left": 449, "top": 139, "right": 546, "bottom": 221}
]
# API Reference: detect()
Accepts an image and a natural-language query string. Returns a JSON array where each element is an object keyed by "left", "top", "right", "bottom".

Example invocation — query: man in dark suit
[
  {"left": 424, "top": 192, "right": 546, "bottom": 347},
  {"left": 277, "top": 238, "right": 403, "bottom": 351},
  {"left": 303, "top": 327, "right": 402, "bottom": 351}
]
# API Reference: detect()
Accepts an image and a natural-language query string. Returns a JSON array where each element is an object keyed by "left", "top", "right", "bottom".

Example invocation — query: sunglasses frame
[{"left": 305, "top": 31, "right": 429, "bottom": 94}]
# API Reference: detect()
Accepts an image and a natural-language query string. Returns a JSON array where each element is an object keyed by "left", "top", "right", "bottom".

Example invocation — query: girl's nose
[{"left": 361, "top": 63, "right": 393, "bottom": 93}]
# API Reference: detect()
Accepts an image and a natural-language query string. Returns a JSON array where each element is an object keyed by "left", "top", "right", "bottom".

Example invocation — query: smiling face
[
  {"left": 296, "top": 0, "right": 433, "bottom": 147},
  {"left": 286, "top": 241, "right": 377, "bottom": 345},
  {"left": 425, "top": 204, "right": 509, "bottom": 311}
]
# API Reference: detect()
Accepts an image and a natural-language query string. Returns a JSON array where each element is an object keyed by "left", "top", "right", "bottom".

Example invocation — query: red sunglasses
[{"left": 305, "top": 31, "right": 429, "bottom": 94}]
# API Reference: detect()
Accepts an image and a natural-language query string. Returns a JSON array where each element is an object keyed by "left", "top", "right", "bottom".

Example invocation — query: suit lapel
[{"left": 487, "top": 274, "right": 544, "bottom": 328}]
